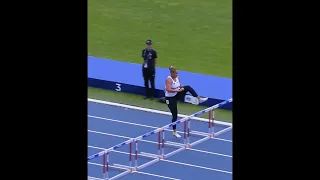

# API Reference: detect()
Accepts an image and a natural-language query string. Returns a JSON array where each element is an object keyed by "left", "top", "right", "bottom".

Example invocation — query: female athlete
[{"left": 164, "top": 66, "right": 208, "bottom": 138}]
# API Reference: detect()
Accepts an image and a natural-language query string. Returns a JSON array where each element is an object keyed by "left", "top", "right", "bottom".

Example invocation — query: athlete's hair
[{"left": 169, "top": 65, "right": 177, "bottom": 73}]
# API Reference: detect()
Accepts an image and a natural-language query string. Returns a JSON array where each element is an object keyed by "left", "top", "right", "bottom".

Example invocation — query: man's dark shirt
[{"left": 142, "top": 48, "right": 157, "bottom": 71}]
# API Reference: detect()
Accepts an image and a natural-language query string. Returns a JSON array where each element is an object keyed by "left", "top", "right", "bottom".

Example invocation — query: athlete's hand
[{"left": 178, "top": 88, "right": 184, "bottom": 92}]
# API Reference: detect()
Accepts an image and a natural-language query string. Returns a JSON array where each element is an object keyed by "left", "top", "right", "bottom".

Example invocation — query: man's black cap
[{"left": 146, "top": 40, "right": 153, "bottom": 45}]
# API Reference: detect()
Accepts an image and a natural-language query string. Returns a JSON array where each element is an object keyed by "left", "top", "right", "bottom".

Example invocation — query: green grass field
[
  {"left": 88, "top": 0, "right": 232, "bottom": 78},
  {"left": 88, "top": 0, "right": 232, "bottom": 122}
]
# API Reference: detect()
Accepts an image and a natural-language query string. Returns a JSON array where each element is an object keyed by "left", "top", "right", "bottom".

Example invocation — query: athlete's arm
[{"left": 166, "top": 78, "right": 181, "bottom": 92}]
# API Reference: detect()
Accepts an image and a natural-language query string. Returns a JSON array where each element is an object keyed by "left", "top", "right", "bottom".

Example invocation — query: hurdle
[{"left": 88, "top": 98, "right": 232, "bottom": 180}]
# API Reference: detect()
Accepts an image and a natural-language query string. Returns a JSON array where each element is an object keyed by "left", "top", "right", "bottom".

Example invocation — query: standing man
[{"left": 142, "top": 39, "right": 157, "bottom": 99}]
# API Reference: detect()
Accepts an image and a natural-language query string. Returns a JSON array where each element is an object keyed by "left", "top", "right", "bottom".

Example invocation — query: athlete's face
[
  {"left": 146, "top": 44, "right": 152, "bottom": 49},
  {"left": 171, "top": 70, "right": 178, "bottom": 78}
]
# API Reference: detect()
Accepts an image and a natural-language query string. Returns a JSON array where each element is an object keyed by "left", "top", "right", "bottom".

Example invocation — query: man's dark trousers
[{"left": 143, "top": 69, "right": 155, "bottom": 98}]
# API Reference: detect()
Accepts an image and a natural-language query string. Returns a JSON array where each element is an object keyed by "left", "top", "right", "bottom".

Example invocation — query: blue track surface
[
  {"left": 88, "top": 56, "right": 232, "bottom": 100},
  {"left": 88, "top": 56, "right": 232, "bottom": 110},
  {"left": 88, "top": 100, "right": 232, "bottom": 180}
]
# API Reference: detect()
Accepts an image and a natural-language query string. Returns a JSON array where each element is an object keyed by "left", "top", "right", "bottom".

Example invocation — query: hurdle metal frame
[{"left": 88, "top": 98, "right": 233, "bottom": 180}]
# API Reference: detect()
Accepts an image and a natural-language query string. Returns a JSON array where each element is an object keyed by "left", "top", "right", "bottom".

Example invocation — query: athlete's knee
[{"left": 183, "top": 85, "right": 191, "bottom": 89}]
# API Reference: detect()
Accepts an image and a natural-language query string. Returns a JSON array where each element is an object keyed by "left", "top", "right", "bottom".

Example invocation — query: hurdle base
[
  {"left": 113, "top": 164, "right": 137, "bottom": 172},
  {"left": 160, "top": 154, "right": 165, "bottom": 159},
  {"left": 167, "top": 141, "right": 191, "bottom": 150},
  {"left": 140, "top": 152, "right": 159, "bottom": 159},
  {"left": 140, "top": 152, "right": 165, "bottom": 160},
  {"left": 108, "top": 164, "right": 128, "bottom": 171},
  {"left": 185, "top": 143, "right": 191, "bottom": 149},
  {"left": 166, "top": 141, "right": 184, "bottom": 148},
  {"left": 190, "top": 130, "right": 212, "bottom": 137}
]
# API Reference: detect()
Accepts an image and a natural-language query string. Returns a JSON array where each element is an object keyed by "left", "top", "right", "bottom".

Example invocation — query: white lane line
[
  {"left": 88, "top": 145, "right": 104, "bottom": 150},
  {"left": 87, "top": 176, "right": 104, "bottom": 180},
  {"left": 88, "top": 130, "right": 232, "bottom": 158},
  {"left": 88, "top": 162, "right": 181, "bottom": 180},
  {"left": 88, "top": 98, "right": 232, "bottom": 126},
  {"left": 214, "top": 137, "right": 232, "bottom": 142},
  {"left": 88, "top": 146, "right": 232, "bottom": 175},
  {"left": 88, "top": 115, "right": 232, "bottom": 142},
  {"left": 136, "top": 171, "right": 181, "bottom": 180},
  {"left": 88, "top": 130, "right": 131, "bottom": 139},
  {"left": 88, "top": 162, "right": 127, "bottom": 170},
  {"left": 163, "top": 159, "right": 232, "bottom": 174},
  {"left": 88, "top": 115, "right": 156, "bottom": 129},
  {"left": 189, "top": 148, "right": 232, "bottom": 158}
]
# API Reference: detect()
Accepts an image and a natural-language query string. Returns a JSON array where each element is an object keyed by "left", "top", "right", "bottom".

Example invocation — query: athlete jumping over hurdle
[{"left": 164, "top": 66, "right": 208, "bottom": 138}]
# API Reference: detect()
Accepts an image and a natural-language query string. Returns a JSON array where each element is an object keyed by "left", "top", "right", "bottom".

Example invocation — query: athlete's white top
[{"left": 165, "top": 76, "right": 181, "bottom": 97}]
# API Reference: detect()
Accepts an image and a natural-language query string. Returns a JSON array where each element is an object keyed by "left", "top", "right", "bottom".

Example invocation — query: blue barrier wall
[{"left": 88, "top": 56, "right": 232, "bottom": 110}]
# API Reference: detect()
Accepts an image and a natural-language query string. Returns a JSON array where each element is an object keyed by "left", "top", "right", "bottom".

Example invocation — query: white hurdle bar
[
  {"left": 137, "top": 158, "right": 159, "bottom": 170},
  {"left": 190, "top": 130, "right": 211, "bottom": 137},
  {"left": 88, "top": 98, "right": 233, "bottom": 180},
  {"left": 190, "top": 136, "right": 211, "bottom": 147},
  {"left": 215, "top": 126, "right": 232, "bottom": 136},
  {"left": 164, "top": 147, "right": 185, "bottom": 158}
]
